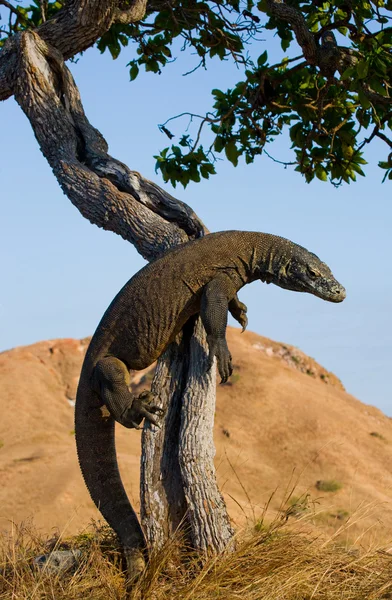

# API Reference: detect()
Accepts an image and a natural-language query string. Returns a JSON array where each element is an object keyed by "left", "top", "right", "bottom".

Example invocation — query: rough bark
[
  {"left": 266, "top": 0, "right": 318, "bottom": 65},
  {"left": 141, "top": 339, "right": 188, "bottom": 548},
  {"left": 0, "top": 0, "right": 149, "bottom": 102},
  {"left": 141, "top": 321, "right": 234, "bottom": 551},
  {"left": 179, "top": 319, "right": 234, "bottom": 551},
  {"left": 1, "top": 14, "right": 232, "bottom": 555}
]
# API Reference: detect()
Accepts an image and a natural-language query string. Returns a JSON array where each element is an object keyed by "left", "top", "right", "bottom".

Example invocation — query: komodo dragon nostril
[{"left": 335, "top": 287, "right": 346, "bottom": 300}]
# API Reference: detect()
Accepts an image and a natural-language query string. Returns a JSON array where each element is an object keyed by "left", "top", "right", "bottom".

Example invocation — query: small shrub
[
  {"left": 370, "top": 431, "right": 386, "bottom": 441},
  {"left": 286, "top": 494, "right": 311, "bottom": 518},
  {"left": 254, "top": 520, "right": 265, "bottom": 532},
  {"left": 0, "top": 439, "right": 3, "bottom": 449},
  {"left": 329, "top": 509, "right": 349, "bottom": 521},
  {"left": 316, "top": 480, "right": 342, "bottom": 493},
  {"left": 226, "top": 373, "right": 241, "bottom": 386}
]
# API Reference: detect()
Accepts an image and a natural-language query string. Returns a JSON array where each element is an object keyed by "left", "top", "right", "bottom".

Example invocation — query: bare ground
[{"left": 0, "top": 328, "right": 391, "bottom": 546}]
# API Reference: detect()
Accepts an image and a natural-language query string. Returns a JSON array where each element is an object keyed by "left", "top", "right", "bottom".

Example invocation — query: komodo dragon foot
[
  {"left": 207, "top": 337, "right": 233, "bottom": 384},
  {"left": 123, "top": 391, "right": 164, "bottom": 430},
  {"left": 93, "top": 357, "right": 164, "bottom": 429}
]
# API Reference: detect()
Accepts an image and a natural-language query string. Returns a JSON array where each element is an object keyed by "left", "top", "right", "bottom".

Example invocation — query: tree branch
[
  {"left": 0, "top": 0, "right": 150, "bottom": 103},
  {"left": 376, "top": 131, "right": 392, "bottom": 148},
  {"left": 114, "top": 0, "right": 148, "bottom": 24},
  {"left": 264, "top": 1, "right": 363, "bottom": 79},
  {"left": 360, "top": 82, "right": 392, "bottom": 107},
  {"left": 0, "top": 36, "right": 17, "bottom": 100},
  {"left": 265, "top": 0, "right": 318, "bottom": 65},
  {"left": 13, "top": 30, "right": 204, "bottom": 256},
  {"left": 0, "top": 0, "right": 18, "bottom": 17},
  {"left": 37, "top": 0, "right": 118, "bottom": 60}
]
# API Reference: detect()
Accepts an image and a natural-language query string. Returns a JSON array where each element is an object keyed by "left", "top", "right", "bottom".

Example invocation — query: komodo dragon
[{"left": 75, "top": 230, "right": 346, "bottom": 579}]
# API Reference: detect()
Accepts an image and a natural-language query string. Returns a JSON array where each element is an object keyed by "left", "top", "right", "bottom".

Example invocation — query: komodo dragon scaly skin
[{"left": 75, "top": 230, "right": 346, "bottom": 580}]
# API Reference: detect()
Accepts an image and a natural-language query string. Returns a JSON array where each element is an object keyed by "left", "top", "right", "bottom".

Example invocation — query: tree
[{"left": 0, "top": 0, "right": 391, "bottom": 575}]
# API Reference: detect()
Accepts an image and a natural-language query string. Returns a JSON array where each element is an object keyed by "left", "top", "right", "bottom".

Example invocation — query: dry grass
[{"left": 1, "top": 504, "right": 392, "bottom": 600}]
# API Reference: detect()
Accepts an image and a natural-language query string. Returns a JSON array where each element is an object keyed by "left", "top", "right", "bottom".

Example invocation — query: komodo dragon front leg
[
  {"left": 92, "top": 357, "right": 164, "bottom": 429},
  {"left": 201, "top": 275, "right": 246, "bottom": 383}
]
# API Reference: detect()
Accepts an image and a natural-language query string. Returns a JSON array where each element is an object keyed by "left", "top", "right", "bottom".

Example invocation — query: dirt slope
[{"left": 0, "top": 329, "right": 391, "bottom": 543}]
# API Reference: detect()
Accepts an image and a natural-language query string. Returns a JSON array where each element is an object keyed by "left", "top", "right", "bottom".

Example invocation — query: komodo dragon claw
[
  {"left": 228, "top": 297, "right": 248, "bottom": 332},
  {"left": 207, "top": 337, "right": 233, "bottom": 384},
  {"left": 124, "top": 391, "right": 164, "bottom": 429}
]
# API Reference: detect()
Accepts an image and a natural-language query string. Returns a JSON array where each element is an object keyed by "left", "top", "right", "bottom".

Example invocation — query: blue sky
[{"left": 0, "top": 21, "right": 391, "bottom": 415}]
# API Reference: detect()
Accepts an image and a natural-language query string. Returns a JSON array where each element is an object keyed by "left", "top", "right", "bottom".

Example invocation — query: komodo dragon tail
[{"left": 75, "top": 367, "right": 147, "bottom": 581}]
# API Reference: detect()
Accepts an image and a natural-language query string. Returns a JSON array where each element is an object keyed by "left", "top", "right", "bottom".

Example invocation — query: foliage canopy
[{"left": 1, "top": 0, "right": 392, "bottom": 187}]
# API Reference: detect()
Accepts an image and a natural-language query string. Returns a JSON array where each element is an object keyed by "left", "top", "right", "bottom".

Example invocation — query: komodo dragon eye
[{"left": 307, "top": 267, "right": 321, "bottom": 279}]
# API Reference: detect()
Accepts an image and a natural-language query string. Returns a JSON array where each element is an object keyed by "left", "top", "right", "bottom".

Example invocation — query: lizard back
[{"left": 85, "top": 230, "right": 274, "bottom": 370}]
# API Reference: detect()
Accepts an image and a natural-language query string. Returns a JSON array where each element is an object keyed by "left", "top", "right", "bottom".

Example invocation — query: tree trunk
[
  {"left": 141, "top": 320, "right": 234, "bottom": 550},
  {"left": 0, "top": 8, "right": 233, "bottom": 556},
  {"left": 179, "top": 319, "right": 234, "bottom": 551}
]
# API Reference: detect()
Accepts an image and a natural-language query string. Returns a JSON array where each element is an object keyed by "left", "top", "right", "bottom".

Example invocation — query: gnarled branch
[
  {"left": 266, "top": 0, "right": 318, "bottom": 65},
  {"left": 114, "top": 0, "right": 148, "bottom": 24},
  {"left": 8, "top": 24, "right": 233, "bottom": 555},
  {"left": 0, "top": 0, "right": 148, "bottom": 103},
  {"left": 265, "top": 0, "right": 364, "bottom": 79},
  {"left": 14, "top": 30, "right": 203, "bottom": 257}
]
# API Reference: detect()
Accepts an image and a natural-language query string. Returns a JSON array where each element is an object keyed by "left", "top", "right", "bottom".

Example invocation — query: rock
[{"left": 33, "top": 549, "right": 82, "bottom": 574}]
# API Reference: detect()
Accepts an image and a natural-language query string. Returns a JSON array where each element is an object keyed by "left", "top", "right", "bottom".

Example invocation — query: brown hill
[{"left": 0, "top": 329, "right": 391, "bottom": 544}]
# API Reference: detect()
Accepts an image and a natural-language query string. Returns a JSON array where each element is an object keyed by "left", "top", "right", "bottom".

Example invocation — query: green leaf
[
  {"left": 212, "top": 89, "right": 225, "bottom": 100},
  {"left": 357, "top": 60, "right": 369, "bottom": 79},
  {"left": 189, "top": 168, "right": 201, "bottom": 183},
  {"left": 289, "top": 123, "right": 303, "bottom": 144},
  {"left": 129, "top": 63, "right": 139, "bottom": 81},
  {"left": 200, "top": 164, "right": 212, "bottom": 179},
  {"left": 225, "top": 141, "right": 239, "bottom": 166},
  {"left": 257, "top": 51, "right": 268, "bottom": 67},
  {"left": 172, "top": 146, "right": 182, "bottom": 158},
  {"left": 379, "top": 161, "right": 391, "bottom": 169},
  {"left": 358, "top": 89, "right": 371, "bottom": 109},
  {"left": 312, "top": 147, "right": 326, "bottom": 161},
  {"left": 202, "top": 163, "right": 216, "bottom": 175},
  {"left": 341, "top": 66, "right": 355, "bottom": 80},
  {"left": 374, "top": 57, "right": 387, "bottom": 74},
  {"left": 315, "top": 166, "right": 328, "bottom": 182},
  {"left": 214, "top": 136, "right": 226, "bottom": 153},
  {"left": 161, "top": 46, "right": 172, "bottom": 58},
  {"left": 369, "top": 78, "right": 387, "bottom": 96},
  {"left": 257, "top": 0, "right": 268, "bottom": 12},
  {"left": 179, "top": 135, "right": 190, "bottom": 148},
  {"left": 351, "top": 163, "right": 365, "bottom": 177},
  {"left": 145, "top": 60, "right": 160, "bottom": 73}
]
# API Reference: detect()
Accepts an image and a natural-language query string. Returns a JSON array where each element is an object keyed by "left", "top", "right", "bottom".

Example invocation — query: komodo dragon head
[{"left": 265, "top": 241, "right": 346, "bottom": 303}]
